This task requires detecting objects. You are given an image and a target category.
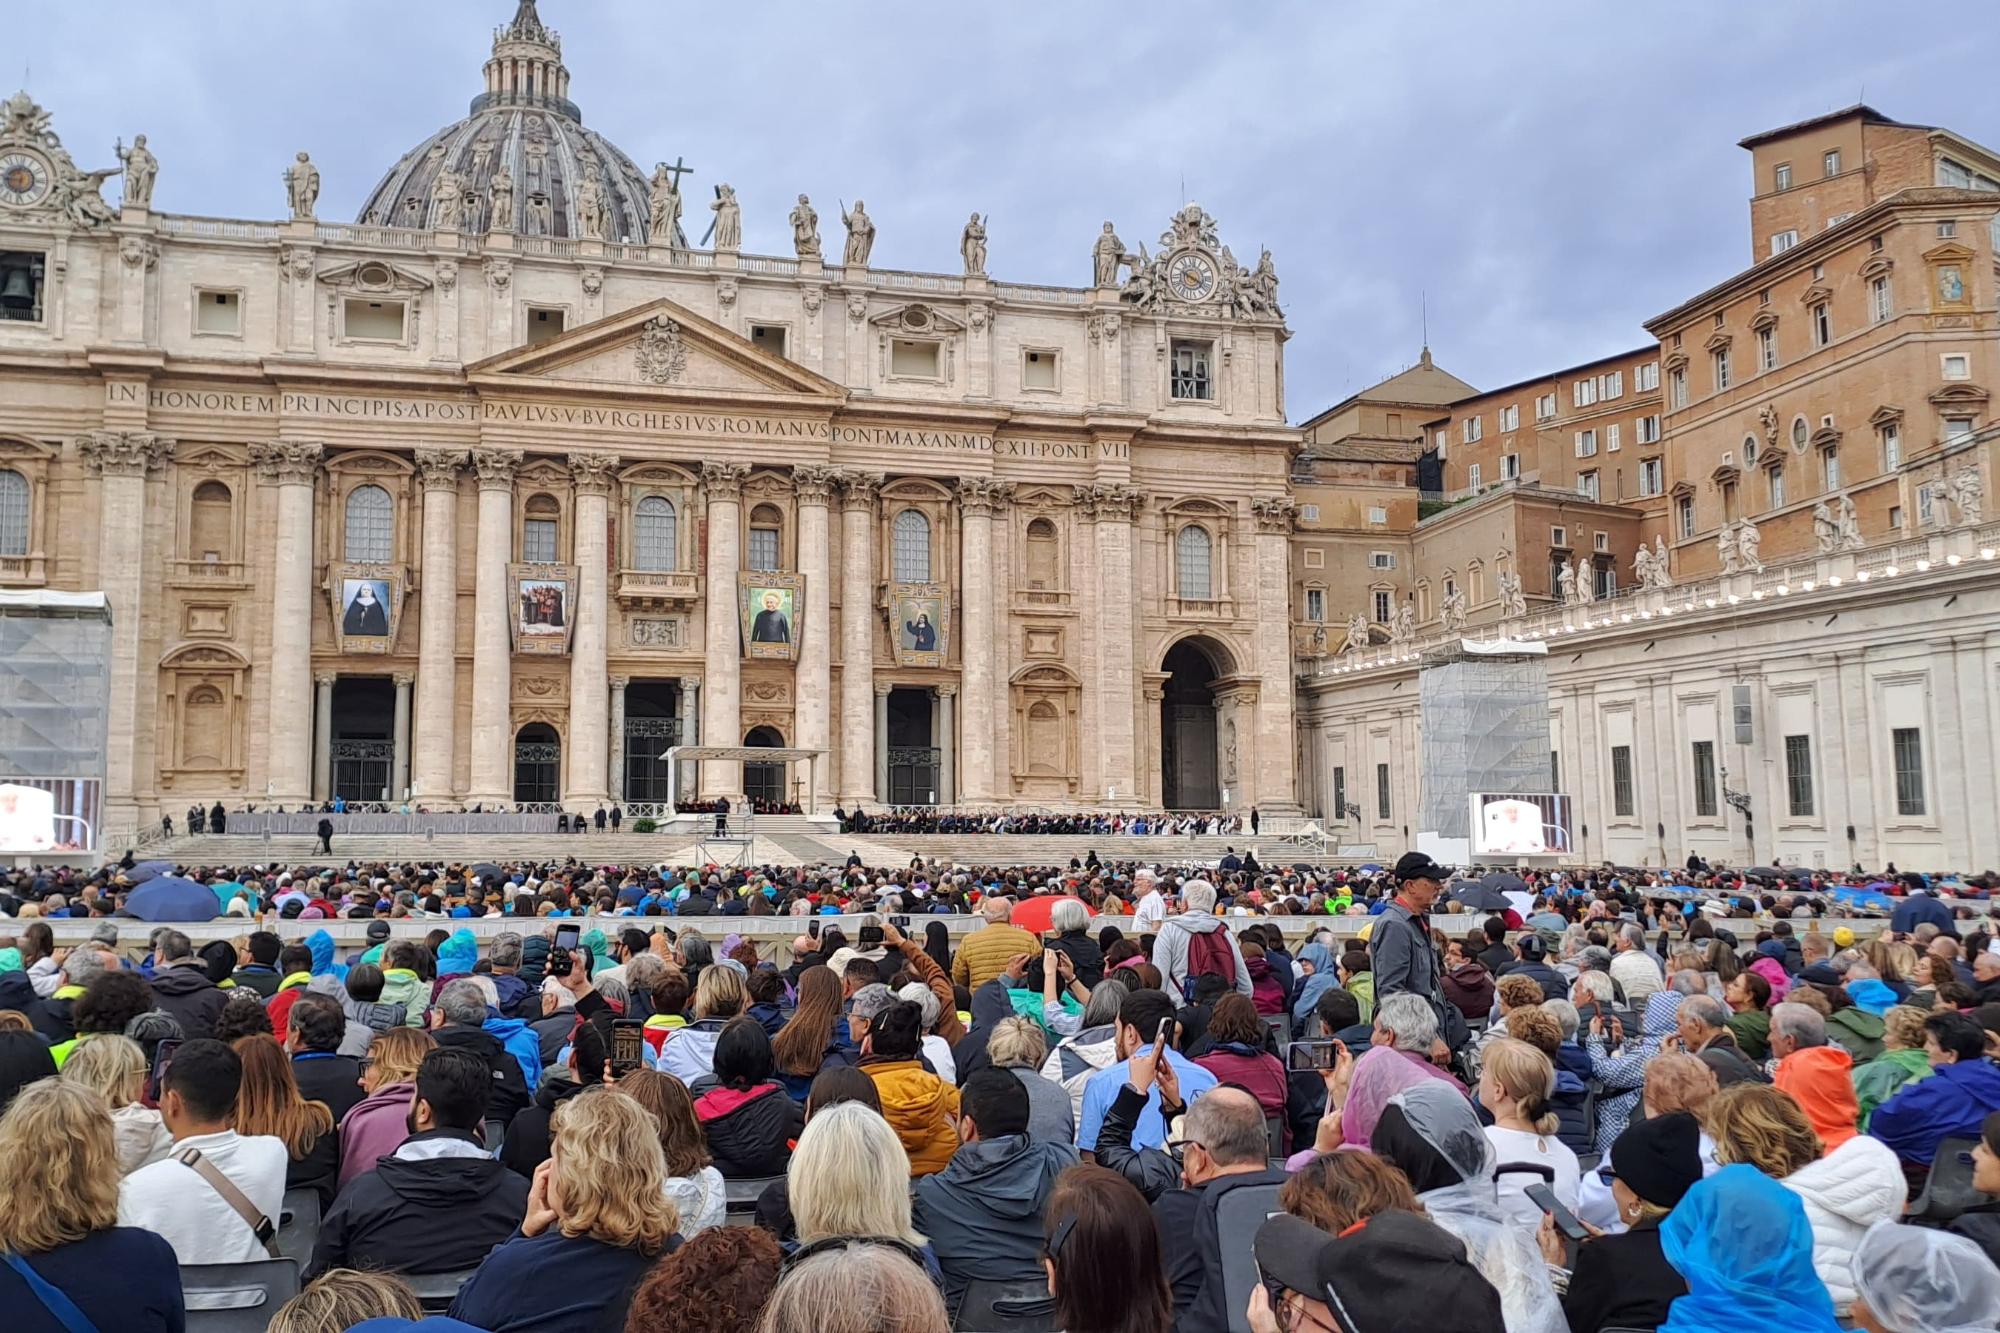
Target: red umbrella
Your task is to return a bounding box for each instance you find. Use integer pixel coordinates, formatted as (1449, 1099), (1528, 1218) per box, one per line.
(1010, 893), (1096, 935)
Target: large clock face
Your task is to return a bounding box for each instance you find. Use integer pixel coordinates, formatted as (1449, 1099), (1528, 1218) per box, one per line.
(0, 151), (51, 208)
(1167, 250), (1216, 302)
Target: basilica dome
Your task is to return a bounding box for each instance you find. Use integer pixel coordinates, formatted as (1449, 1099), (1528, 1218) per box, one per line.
(355, 1), (672, 245)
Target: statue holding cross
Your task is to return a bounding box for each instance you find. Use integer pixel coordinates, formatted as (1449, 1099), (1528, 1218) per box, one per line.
(649, 156), (691, 246)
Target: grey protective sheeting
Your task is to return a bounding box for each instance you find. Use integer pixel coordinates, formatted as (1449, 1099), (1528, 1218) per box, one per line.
(1417, 653), (1552, 839)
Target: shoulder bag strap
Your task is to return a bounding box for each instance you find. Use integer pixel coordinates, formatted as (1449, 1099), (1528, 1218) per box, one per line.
(176, 1147), (280, 1258)
(1, 1251), (102, 1333)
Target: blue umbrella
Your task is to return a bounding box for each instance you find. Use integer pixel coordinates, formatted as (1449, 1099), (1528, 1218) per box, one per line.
(1828, 885), (1895, 912)
(122, 876), (221, 922)
(1357, 863), (1383, 874)
(127, 860), (174, 884)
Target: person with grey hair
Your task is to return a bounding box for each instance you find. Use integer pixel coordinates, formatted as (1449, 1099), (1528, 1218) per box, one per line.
(951, 894), (1041, 992)
(1676, 992), (1766, 1086)
(1374, 992), (1441, 1054)
(846, 982), (897, 1049)
(1041, 980), (1127, 1122)
(431, 976), (532, 1124)
(1145, 1084), (1287, 1330)
(30, 945), (115, 1044)
(1042, 896), (1104, 990)
(1150, 878), (1251, 999)
(144, 927), (228, 1040)
(486, 931), (533, 1017)
(1610, 922), (1663, 1006)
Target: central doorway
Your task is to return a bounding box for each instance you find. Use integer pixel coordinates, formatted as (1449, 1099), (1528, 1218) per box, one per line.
(622, 680), (682, 803)
(1161, 641), (1222, 809)
(886, 686), (938, 805)
(514, 723), (560, 805)
(743, 725), (785, 806)
(330, 677), (395, 803)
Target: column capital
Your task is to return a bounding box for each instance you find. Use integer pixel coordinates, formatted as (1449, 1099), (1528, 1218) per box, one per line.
(936, 682), (959, 698)
(1252, 495), (1298, 534)
(414, 447), (470, 490)
(681, 676), (701, 698)
(1075, 483), (1143, 522)
(392, 670), (415, 687)
(609, 674), (629, 690)
(701, 460), (751, 501)
(471, 446), (523, 490)
(314, 670), (339, 687)
(836, 470), (886, 510)
(874, 681), (895, 696)
(249, 439), (323, 485)
(569, 452), (621, 496)
(79, 430), (176, 477)
(956, 476), (1015, 516)
(793, 464), (840, 506)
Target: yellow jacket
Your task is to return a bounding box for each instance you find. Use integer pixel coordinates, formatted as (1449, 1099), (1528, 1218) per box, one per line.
(950, 922), (1043, 993)
(864, 1059), (961, 1176)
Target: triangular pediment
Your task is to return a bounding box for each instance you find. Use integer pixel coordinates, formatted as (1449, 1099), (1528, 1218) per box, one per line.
(466, 298), (846, 403)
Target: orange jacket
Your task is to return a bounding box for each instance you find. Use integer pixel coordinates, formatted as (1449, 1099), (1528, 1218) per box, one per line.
(1776, 1043), (1858, 1150)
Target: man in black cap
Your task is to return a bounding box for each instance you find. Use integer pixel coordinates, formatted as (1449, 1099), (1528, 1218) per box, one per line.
(1368, 852), (1465, 1053)
(1250, 1210), (1503, 1333)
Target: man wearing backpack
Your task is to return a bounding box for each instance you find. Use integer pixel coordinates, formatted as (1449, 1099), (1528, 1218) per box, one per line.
(1152, 879), (1252, 999)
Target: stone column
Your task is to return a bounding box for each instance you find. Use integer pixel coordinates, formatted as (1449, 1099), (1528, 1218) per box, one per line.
(680, 678), (700, 803)
(937, 684), (956, 805)
(608, 676), (628, 804)
(874, 682), (893, 803)
(837, 472), (885, 803)
(794, 466), (838, 815)
(412, 449), (466, 804)
(564, 453), (620, 808)
(1084, 485), (1143, 802)
(700, 462), (750, 799)
(955, 478), (1010, 803)
(391, 672), (413, 800)
(79, 431), (173, 828)
(465, 447), (521, 806)
(248, 440), (321, 806)
(1251, 497), (1302, 810)
(312, 673), (335, 801)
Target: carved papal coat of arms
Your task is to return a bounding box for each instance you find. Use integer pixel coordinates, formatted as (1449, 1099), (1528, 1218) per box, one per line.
(634, 314), (688, 384)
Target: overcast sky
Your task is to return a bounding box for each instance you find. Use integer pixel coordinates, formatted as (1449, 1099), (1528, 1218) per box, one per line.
(13, 2), (1987, 417)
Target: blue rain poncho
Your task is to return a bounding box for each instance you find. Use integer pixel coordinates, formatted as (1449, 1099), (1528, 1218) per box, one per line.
(1659, 1164), (1841, 1333)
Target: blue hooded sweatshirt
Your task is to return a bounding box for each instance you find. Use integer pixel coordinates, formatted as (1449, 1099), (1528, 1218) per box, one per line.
(1291, 942), (1339, 1029)
(483, 1008), (544, 1095)
(306, 928), (348, 982)
(436, 929), (478, 979)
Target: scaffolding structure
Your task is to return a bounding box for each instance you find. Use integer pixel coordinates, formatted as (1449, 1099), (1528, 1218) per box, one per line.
(0, 591), (111, 853)
(1417, 644), (1552, 858)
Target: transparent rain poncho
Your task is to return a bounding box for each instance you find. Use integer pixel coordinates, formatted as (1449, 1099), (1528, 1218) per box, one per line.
(1851, 1220), (2000, 1333)
(1375, 1081), (1565, 1333)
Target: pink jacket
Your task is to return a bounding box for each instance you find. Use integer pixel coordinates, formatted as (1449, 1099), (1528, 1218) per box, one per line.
(1748, 956), (1792, 1003)
(336, 1080), (418, 1193)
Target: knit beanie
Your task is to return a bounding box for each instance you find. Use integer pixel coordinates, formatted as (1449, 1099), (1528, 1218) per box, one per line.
(1610, 1110), (1704, 1209)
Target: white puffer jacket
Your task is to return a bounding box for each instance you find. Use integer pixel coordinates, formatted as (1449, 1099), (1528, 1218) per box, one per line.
(1783, 1134), (1907, 1315)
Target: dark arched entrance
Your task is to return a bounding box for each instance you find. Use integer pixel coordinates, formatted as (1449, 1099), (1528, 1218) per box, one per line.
(743, 725), (785, 807)
(513, 723), (560, 805)
(1161, 640), (1222, 810)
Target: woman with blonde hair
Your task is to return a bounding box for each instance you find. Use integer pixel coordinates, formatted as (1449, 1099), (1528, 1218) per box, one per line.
(233, 1034), (339, 1207)
(61, 1033), (172, 1173)
(659, 962), (748, 1084)
(785, 1101), (939, 1281)
(268, 1268), (422, 1332)
(756, 1242), (950, 1333)
(453, 1087), (682, 1331)
(336, 1025), (435, 1192)
(620, 1069), (726, 1234)
(1853, 1005), (1934, 1131)
(0, 1079), (184, 1331)
(1478, 1036), (1580, 1227)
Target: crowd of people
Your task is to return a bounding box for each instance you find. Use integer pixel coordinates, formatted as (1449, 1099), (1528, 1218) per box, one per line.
(0, 849), (1997, 1331)
(835, 807), (1262, 836)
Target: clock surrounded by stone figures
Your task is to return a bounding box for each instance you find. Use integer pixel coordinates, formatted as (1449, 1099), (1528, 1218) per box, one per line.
(1166, 249), (1217, 302)
(0, 150), (51, 208)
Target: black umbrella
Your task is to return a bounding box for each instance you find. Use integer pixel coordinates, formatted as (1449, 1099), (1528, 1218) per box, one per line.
(1744, 866), (1785, 880)
(1451, 882), (1513, 912)
(470, 862), (503, 883)
(1481, 870), (1529, 893)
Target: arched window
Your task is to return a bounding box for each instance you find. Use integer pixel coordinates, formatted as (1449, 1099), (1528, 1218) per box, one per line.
(1175, 524), (1213, 599)
(633, 495), (677, 571)
(1025, 517), (1059, 589)
(0, 469), (31, 557)
(748, 503), (783, 572)
(188, 481), (233, 563)
(343, 484), (393, 563)
(523, 493), (560, 564)
(892, 508), (931, 582)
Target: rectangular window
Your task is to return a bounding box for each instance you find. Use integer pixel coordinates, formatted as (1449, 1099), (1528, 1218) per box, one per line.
(1774, 163), (1793, 191)
(1938, 221), (1957, 239)
(1498, 404), (1519, 432)
(747, 526), (781, 572)
(1373, 590), (1391, 623)
(1771, 230), (1799, 255)
(1593, 531), (1610, 552)
(526, 306), (566, 345)
(1366, 505), (1387, 525)
(1692, 740), (1717, 817)
(1712, 349), (1731, 391)
(1170, 340), (1213, 400)
(1677, 494), (1694, 537)
(343, 297), (407, 341)
(1637, 414), (1661, 444)
(1758, 325), (1777, 371)
(892, 338), (943, 379)
(1467, 463), (1482, 491)
(194, 289), (241, 335)
(1501, 453), (1520, 480)
(1920, 484), (1937, 527)
(1595, 563), (1616, 599)
(1870, 277), (1892, 322)
(1535, 392), (1557, 421)
(1603, 370), (1624, 400)
(1300, 504), (1321, 521)
(1022, 348), (1058, 390)
(1769, 468), (1787, 507)
(1305, 588), (1325, 621)
(1575, 429), (1597, 458)
(1376, 762), (1391, 821)
(1573, 378), (1598, 408)
(1670, 367), (1688, 410)
(749, 323), (788, 357)
(1636, 362), (1660, 392)
(1463, 416), (1483, 444)
(1606, 423), (1621, 452)
(1881, 421), (1902, 470)
(523, 517), (558, 565)
(1890, 504), (1903, 529)
(1611, 745), (1635, 817)
(1811, 302), (1831, 347)
(1369, 551), (1396, 570)
(1945, 416), (1975, 442)
(1640, 457), (1664, 495)
(1823, 149), (1841, 177)
(1550, 525), (1568, 548)
(1822, 447), (1839, 490)
(1551, 750), (1560, 791)
(1785, 734), (1815, 817)
(1943, 353), (1971, 381)
(1332, 767), (1346, 818)
(1893, 727), (1927, 816)
(1577, 470), (1599, 502)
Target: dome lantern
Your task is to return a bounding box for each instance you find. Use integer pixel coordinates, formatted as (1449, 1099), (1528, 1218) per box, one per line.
(475, 1), (577, 122)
